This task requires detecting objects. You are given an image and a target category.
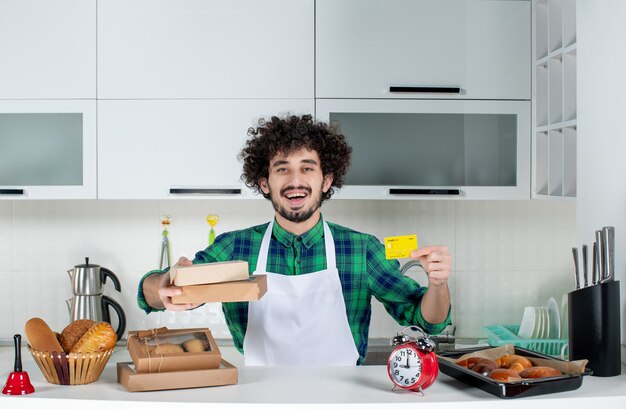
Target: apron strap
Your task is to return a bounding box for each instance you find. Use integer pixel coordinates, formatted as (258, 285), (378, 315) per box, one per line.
(323, 221), (336, 270)
(255, 220), (274, 273)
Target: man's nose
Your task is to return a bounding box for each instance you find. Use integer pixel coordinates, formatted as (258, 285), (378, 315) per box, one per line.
(288, 170), (304, 185)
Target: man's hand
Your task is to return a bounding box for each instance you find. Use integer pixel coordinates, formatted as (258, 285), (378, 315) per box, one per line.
(409, 246), (451, 324)
(145, 256), (202, 311)
(409, 246), (451, 288)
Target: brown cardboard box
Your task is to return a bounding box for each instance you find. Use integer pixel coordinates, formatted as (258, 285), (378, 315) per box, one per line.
(170, 260), (249, 286)
(127, 327), (221, 373)
(117, 359), (238, 392)
(171, 274), (267, 304)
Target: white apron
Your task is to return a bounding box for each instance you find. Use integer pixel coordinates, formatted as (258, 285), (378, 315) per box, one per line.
(243, 220), (360, 366)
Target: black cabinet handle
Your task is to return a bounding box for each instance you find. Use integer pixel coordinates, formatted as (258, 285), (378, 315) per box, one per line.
(0, 189), (24, 195)
(389, 86), (461, 94)
(169, 188), (242, 195)
(389, 188), (460, 195)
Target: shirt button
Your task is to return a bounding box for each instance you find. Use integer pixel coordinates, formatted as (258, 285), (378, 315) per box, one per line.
(296, 259), (301, 263)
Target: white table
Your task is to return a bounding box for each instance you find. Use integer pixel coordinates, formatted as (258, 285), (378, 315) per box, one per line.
(1, 347), (625, 409)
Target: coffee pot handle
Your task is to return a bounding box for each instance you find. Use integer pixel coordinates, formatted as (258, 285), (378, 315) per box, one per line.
(102, 295), (126, 341)
(100, 268), (122, 292)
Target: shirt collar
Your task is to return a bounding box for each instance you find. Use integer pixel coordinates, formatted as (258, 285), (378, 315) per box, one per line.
(272, 215), (325, 249)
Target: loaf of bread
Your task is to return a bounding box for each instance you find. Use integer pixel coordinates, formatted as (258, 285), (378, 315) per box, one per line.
(24, 317), (64, 353)
(70, 322), (117, 353)
(182, 338), (208, 353)
(519, 366), (562, 378)
(59, 319), (96, 353)
(150, 343), (184, 355)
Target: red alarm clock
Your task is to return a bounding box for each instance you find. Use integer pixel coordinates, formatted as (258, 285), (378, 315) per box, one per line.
(387, 326), (439, 395)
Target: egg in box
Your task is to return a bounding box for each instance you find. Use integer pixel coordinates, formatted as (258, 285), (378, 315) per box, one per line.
(126, 327), (221, 373)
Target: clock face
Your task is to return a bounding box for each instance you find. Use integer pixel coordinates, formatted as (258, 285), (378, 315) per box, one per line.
(388, 346), (423, 388)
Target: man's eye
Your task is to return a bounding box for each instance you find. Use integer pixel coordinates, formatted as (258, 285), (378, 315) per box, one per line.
(276, 168), (288, 173)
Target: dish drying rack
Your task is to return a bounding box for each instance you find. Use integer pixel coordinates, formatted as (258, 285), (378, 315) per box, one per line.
(483, 325), (568, 358)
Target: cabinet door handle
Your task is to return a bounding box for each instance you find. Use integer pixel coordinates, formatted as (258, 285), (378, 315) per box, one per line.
(169, 188), (242, 195)
(0, 189), (24, 195)
(389, 188), (460, 195)
(389, 86), (461, 94)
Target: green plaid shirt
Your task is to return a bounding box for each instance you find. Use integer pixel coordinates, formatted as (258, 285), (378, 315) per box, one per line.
(137, 215), (451, 364)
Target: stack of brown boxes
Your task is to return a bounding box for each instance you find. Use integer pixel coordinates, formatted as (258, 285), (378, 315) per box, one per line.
(117, 260), (267, 392)
(169, 260), (267, 304)
(117, 327), (238, 392)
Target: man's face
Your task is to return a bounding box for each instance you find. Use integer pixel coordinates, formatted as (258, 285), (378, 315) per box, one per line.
(259, 148), (333, 224)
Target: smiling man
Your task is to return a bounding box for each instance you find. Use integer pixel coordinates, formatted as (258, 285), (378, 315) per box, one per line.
(138, 114), (452, 366)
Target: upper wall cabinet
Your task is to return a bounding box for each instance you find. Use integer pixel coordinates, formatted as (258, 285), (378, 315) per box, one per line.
(0, 0), (96, 99)
(0, 100), (97, 199)
(97, 99), (314, 199)
(97, 0), (314, 99)
(316, 0), (530, 100)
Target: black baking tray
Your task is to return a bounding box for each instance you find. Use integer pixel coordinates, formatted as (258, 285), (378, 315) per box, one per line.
(437, 346), (592, 399)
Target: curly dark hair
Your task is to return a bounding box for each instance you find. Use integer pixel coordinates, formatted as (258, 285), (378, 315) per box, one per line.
(239, 114), (352, 201)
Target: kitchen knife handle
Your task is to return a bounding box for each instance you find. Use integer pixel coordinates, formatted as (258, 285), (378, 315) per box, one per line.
(389, 188), (460, 195)
(595, 230), (605, 281)
(582, 244), (588, 287)
(592, 242), (598, 285)
(601, 226), (615, 282)
(0, 189), (24, 195)
(572, 247), (580, 290)
(389, 86), (461, 94)
(169, 188), (242, 195)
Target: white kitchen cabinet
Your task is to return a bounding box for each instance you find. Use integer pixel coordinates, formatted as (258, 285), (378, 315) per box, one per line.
(317, 99), (531, 200)
(532, 0), (576, 200)
(0, 100), (97, 199)
(97, 0), (314, 99)
(97, 99), (314, 199)
(316, 0), (531, 100)
(0, 0), (96, 99)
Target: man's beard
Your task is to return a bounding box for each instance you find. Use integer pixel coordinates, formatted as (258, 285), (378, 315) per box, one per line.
(269, 183), (324, 223)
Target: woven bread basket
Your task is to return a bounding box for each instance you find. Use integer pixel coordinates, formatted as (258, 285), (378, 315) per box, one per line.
(28, 345), (114, 385)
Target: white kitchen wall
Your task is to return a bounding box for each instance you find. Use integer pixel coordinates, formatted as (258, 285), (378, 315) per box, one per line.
(577, 0), (626, 353)
(0, 199), (575, 343)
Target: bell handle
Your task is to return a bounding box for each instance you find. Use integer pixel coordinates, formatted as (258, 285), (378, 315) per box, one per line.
(13, 334), (22, 372)
(403, 325), (429, 339)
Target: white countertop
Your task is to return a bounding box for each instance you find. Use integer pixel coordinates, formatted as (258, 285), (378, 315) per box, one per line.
(1, 346), (625, 409)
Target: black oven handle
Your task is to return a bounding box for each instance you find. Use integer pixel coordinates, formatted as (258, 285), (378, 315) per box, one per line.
(0, 189), (25, 195)
(169, 188), (242, 195)
(389, 86), (461, 94)
(389, 188), (461, 196)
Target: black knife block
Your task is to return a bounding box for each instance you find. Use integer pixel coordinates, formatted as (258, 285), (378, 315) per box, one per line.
(568, 280), (622, 376)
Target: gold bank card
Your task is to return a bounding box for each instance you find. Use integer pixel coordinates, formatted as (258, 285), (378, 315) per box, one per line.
(384, 235), (418, 259)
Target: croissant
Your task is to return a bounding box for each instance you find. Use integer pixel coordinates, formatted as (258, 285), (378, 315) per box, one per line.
(456, 356), (481, 369)
(70, 322), (117, 353)
(489, 368), (523, 382)
(519, 366), (562, 378)
(495, 354), (533, 373)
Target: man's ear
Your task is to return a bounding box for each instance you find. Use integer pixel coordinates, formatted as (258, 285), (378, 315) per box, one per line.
(322, 173), (334, 193)
(259, 177), (270, 194)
